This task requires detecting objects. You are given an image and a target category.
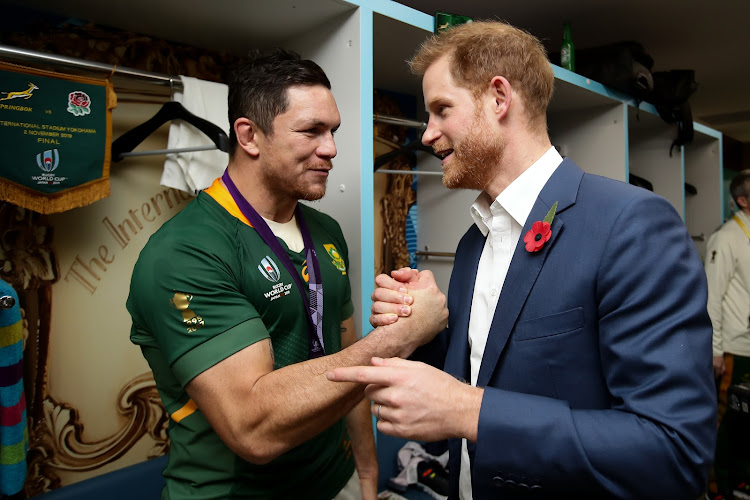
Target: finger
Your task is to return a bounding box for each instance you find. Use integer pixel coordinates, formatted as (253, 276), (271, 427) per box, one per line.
(373, 402), (389, 421)
(371, 300), (411, 318)
(390, 267), (418, 282)
(363, 384), (387, 402)
(371, 286), (413, 306)
(369, 312), (398, 328)
(374, 273), (411, 291)
(326, 365), (394, 385)
(371, 356), (420, 369)
(376, 419), (405, 439)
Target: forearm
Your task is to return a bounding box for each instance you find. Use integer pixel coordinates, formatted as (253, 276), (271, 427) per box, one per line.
(346, 398), (378, 488)
(240, 322), (422, 462)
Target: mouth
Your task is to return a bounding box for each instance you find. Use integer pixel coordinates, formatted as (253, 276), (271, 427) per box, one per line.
(434, 148), (454, 164)
(307, 163), (332, 176)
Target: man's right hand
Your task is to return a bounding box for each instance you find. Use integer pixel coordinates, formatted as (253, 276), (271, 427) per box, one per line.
(370, 267), (421, 327)
(713, 354), (725, 379)
(370, 268), (448, 357)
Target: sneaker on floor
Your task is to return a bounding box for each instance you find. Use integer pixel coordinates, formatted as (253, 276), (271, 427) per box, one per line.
(416, 460), (449, 500)
(706, 491), (734, 500)
(734, 481), (750, 500)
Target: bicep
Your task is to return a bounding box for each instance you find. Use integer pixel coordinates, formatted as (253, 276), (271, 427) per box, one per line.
(185, 338), (274, 430)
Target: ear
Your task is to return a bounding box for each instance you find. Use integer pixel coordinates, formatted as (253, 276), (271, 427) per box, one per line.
(738, 195), (749, 210)
(233, 117), (261, 157)
(489, 76), (512, 120)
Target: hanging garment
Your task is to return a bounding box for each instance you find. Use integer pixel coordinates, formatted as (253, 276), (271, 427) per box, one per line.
(161, 76), (229, 194)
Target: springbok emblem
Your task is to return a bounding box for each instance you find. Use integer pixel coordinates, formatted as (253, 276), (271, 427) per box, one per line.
(0, 82), (39, 101)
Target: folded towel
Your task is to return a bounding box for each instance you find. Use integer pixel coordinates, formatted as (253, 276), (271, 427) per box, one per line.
(161, 76), (229, 194)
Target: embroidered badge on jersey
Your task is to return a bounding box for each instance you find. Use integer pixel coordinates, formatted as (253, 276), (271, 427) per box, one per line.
(170, 292), (205, 333)
(258, 255), (293, 302)
(258, 255), (281, 282)
(324, 244), (346, 274)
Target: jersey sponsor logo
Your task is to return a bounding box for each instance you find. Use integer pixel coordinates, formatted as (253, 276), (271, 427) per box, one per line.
(170, 292), (204, 333)
(258, 256), (281, 282)
(324, 244), (346, 274)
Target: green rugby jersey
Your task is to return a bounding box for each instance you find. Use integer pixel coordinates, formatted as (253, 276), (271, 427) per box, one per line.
(127, 179), (355, 499)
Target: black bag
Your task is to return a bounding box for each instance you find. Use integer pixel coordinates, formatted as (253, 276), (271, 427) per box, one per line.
(572, 42), (698, 156)
(646, 70), (699, 156)
(574, 41), (655, 105)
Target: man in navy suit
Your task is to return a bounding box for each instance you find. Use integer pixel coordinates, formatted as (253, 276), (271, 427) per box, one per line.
(327, 20), (716, 499)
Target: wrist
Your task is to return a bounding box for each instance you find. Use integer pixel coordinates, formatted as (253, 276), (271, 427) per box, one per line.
(369, 322), (419, 359)
(453, 383), (483, 442)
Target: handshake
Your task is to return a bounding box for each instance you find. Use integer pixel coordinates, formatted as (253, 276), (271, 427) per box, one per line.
(326, 268), (483, 443)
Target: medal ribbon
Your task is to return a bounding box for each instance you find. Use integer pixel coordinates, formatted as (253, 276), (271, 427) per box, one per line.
(222, 170), (325, 358)
(733, 214), (750, 242)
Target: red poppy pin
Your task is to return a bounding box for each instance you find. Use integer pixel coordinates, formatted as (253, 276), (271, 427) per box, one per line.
(523, 201), (558, 253)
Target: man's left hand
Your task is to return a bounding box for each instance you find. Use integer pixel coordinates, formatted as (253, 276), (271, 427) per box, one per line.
(327, 357), (483, 442)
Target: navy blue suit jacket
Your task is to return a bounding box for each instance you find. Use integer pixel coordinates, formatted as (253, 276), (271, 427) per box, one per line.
(415, 159), (716, 499)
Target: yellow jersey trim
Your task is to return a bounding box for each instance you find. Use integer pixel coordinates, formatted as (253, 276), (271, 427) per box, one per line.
(170, 398), (198, 423)
(205, 177), (253, 227)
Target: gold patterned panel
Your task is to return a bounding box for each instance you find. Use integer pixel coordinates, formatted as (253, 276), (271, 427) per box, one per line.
(24, 373), (168, 496)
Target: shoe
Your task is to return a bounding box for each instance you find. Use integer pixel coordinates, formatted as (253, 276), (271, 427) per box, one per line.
(734, 481), (750, 500)
(416, 460), (449, 500)
(706, 491), (734, 500)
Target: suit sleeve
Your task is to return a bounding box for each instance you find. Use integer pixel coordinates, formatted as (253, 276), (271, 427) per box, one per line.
(473, 195), (716, 499)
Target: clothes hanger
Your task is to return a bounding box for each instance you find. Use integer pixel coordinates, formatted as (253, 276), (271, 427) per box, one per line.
(373, 135), (442, 171)
(111, 100), (230, 162)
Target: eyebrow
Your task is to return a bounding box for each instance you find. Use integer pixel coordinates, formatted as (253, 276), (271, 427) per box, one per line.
(298, 119), (340, 131)
(425, 97), (451, 113)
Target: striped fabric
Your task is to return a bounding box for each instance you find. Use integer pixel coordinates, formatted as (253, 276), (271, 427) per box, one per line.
(0, 279), (27, 496)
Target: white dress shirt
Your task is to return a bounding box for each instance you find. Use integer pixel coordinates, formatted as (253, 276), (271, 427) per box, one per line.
(459, 146), (563, 500)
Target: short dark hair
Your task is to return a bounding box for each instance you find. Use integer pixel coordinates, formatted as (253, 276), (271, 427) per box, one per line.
(227, 48), (331, 154)
(730, 169), (750, 207)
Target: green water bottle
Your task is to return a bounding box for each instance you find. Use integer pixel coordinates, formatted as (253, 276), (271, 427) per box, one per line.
(561, 22), (575, 71)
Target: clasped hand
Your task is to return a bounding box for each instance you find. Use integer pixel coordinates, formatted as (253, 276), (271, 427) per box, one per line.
(327, 268), (480, 442)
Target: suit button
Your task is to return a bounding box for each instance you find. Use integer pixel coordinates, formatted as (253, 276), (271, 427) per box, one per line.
(530, 484), (542, 491)
(504, 479), (518, 490)
(493, 476), (504, 487)
(518, 483), (529, 489)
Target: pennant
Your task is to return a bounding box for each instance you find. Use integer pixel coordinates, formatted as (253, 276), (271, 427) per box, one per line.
(0, 61), (117, 214)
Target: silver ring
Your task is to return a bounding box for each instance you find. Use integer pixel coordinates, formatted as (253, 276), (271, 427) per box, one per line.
(377, 404), (382, 421)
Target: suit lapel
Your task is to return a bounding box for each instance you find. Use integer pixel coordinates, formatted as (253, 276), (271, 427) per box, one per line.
(476, 159), (583, 387)
(444, 226), (485, 382)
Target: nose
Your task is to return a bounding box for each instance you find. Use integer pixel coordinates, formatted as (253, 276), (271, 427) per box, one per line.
(421, 117), (440, 146)
(318, 131), (337, 159)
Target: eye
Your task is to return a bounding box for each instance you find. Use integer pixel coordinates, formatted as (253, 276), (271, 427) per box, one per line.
(433, 105), (448, 118)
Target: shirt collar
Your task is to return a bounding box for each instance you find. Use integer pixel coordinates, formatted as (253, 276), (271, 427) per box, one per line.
(470, 146), (563, 236)
(735, 209), (750, 226)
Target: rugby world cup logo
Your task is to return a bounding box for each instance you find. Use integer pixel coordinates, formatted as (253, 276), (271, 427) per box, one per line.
(258, 256), (280, 282)
(36, 149), (59, 172)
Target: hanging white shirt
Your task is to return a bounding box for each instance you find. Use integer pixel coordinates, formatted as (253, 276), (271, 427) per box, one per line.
(459, 146), (563, 500)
